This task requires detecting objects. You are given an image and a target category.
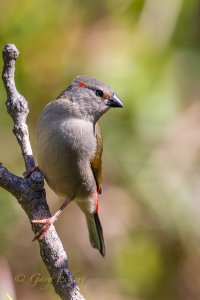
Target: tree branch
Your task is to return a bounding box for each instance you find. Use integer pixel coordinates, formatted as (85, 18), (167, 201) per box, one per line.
(1, 44), (85, 300)
(2, 44), (35, 171)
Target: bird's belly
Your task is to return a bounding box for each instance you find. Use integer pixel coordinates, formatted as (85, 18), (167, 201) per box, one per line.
(36, 118), (96, 199)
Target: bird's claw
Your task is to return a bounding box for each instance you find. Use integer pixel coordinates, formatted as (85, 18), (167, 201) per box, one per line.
(32, 216), (57, 241)
(31, 200), (69, 241)
(23, 166), (41, 178)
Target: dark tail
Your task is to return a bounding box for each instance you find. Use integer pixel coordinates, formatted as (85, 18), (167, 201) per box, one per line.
(86, 212), (106, 257)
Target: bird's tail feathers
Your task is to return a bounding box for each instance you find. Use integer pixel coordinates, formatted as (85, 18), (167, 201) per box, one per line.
(86, 212), (106, 257)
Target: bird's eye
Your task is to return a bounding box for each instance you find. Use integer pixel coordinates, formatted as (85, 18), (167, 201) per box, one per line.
(95, 89), (104, 97)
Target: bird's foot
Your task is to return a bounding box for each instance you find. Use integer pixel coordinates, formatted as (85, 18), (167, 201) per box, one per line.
(31, 199), (70, 241)
(23, 166), (41, 178)
(32, 214), (58, 241)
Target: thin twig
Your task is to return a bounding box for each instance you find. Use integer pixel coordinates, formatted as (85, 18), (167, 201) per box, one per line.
(2, 44), (35, 171)
(1, 44), (85, 300)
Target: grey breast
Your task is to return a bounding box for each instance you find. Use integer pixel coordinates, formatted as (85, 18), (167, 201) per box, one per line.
(36, 104), (97, 199)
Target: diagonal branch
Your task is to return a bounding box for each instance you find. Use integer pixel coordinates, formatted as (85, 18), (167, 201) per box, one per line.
(1, 44), (85, 300)
(0, 165), (26, 198)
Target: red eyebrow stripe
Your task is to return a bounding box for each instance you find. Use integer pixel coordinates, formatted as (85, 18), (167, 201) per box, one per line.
(78, 81), (87, 88)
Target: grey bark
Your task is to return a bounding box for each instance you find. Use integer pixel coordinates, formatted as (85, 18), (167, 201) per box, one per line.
(0, 44), (85, 300)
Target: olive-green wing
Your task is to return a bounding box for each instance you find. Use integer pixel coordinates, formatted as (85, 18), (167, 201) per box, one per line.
(91, 123), (103, 194)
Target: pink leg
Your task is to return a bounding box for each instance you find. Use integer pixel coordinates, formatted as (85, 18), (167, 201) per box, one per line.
(23, 166), (42, 178)
(32, 198), (71, 241)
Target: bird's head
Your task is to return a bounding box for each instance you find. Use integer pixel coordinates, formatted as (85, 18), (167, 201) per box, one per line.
(58, 75), (123, 122)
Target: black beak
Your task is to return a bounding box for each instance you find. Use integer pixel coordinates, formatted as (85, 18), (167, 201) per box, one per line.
(106, 94), (123, 108)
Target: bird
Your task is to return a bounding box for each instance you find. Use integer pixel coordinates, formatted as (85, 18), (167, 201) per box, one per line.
(32, 75), (123, 257)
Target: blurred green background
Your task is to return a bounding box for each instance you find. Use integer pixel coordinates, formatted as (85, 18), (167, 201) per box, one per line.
(1, 0), (200, 299)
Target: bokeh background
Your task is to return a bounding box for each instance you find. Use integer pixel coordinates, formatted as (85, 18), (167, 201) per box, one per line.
(0, 0), (200, 299)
